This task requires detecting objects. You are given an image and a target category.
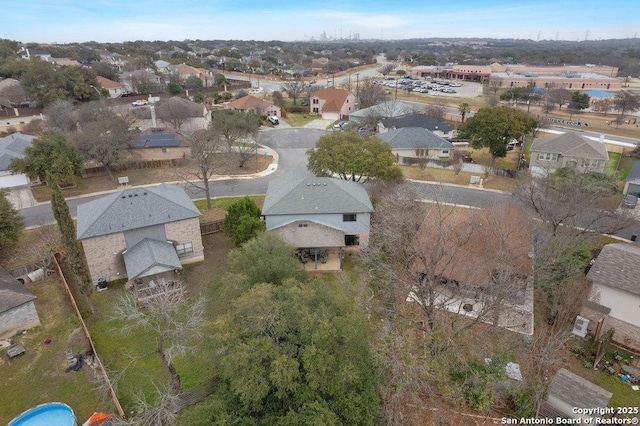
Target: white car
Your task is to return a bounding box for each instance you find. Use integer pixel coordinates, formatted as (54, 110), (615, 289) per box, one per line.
(249, 87), (264, 94)
(131, 100), (148, 106)
(267, 116), (279, 125)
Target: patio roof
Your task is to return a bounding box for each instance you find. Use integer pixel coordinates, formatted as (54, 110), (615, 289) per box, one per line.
(122, 238), (181, 280)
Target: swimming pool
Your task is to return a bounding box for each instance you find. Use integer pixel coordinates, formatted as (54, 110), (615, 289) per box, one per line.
(9, 402), (77, 426)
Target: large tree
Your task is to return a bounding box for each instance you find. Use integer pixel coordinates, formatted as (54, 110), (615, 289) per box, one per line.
(283, 79), (305, 105)
(613, 90), (640, 120)
(307, 132), (402, 182)
(222, 197), (264, 247)
(208, 110), (260, 167)
(9, 131), (83, 184)
(457, 105), (537, 161)
(183, 128), (227, 209)
(357, 79), (389, 109)
(43, 99), (78, 133)
(156, 97), (203, 130)
(0, 190), (25, 250)
(189, 278), (379, 425)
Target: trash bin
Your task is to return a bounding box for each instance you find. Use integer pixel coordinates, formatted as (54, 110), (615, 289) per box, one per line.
(96, 278), (107, 291)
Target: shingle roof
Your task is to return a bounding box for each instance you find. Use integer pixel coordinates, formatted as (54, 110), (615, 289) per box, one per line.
(0, 267), (36, 314)
(262, 176), (373, 216)
(626, 161), (640, 182)
(311, 88), (352, 112)
(530, 133), (609, 160)
(77, 184), (200, 240)
(349, 101), (419, 120)
(0, 133), (35, 171)
(381, 113), (452, 133)
(547, 368), (612, 415)
(131, 131), (184, 148)
(378, 127), (455, 150)
(96, 76), (122, 89)
(229, 95), (275, 111)
(587, 243), (640, 296)
(122, 238), (182, 279)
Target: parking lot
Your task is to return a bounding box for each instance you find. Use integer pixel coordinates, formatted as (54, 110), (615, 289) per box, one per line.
(373, 77), (482, 98)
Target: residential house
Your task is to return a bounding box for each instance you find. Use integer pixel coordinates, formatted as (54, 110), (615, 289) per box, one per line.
(539, 368), (612, 423)
(377, 127), (456, 165)
(120, 70), (165, 94)
(16, 47), (51, 61)
(379, 113), (455, 139)
(623, 161), (640, 196)
(407, 204), (534, 335)
(77, 184), (204, 286)
(0, 132), (36, 189)
(529, 133), (609, 176)
(166, 64), (212, 87)
(228, 95), (281, 117)
(349, 100), (420, 124)
(0, 78), (29, 108)
(0, 266), (40, 337)
(128, 129), (191, 161)
(309, 88), (356, 120)
(262, 176), (373, 270)
(584, 242), (640, 350)
(96, 76), (125, 99)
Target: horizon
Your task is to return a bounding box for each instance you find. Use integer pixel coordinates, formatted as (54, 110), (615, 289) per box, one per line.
(3, 0), (638, 44)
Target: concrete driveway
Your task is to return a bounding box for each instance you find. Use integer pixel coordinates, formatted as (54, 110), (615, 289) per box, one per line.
(302, 118), (334, 130)
(5, 186), (39, 210)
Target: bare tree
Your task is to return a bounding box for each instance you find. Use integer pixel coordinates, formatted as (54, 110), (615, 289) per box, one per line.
(378, 63), (396, 77)
(156, 97), (203, 130)
(422, 102), (446, 121)
(357, 79), (390, 109)
(548, 88), (572, 110)
(283, 79), (305, 105)
(613, 90), (640, 121)
(209, 110), (260, 165)
(591, 97), (613, 116)
(111, 279), (206, 396)
(183, 128), (227, 209)
(44, 99), (78, 133)
(486, 78), (503, 95)
(73, 106), (134, 178)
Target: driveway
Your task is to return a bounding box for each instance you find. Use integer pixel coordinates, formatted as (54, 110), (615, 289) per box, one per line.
(302, 118), (333, 130)
(5, 187), (39, 210)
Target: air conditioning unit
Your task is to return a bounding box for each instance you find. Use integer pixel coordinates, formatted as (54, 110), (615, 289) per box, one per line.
(572, 315), (589, 338)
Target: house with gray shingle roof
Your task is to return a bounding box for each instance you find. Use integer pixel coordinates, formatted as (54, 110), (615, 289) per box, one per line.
(379, 113), (454, 139)
(529, 132), (609, 176)
(586, 242), (640, 328)
(262, 176), (373, 269)
(77, 184), (203, 285)
(623, 161), (640, 196)
(0, 266), (40, 337)
(378, 127), (456, 165)
(0, 132), (36, 189)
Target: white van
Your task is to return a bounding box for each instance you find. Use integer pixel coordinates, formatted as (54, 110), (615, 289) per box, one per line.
(267, 116), (279, 125)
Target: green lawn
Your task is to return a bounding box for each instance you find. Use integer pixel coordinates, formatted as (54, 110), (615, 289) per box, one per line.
(0, 276), (117, 424)
(604, 152), (621, 173)
(193, 195), (264, 212)
(283, 113), (318, 127)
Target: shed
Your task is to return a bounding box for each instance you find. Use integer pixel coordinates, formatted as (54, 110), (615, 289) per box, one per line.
(0, 267), (40, 337)
(541, 368), (612, 421)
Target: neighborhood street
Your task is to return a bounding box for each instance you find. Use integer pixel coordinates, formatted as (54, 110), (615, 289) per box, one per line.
(17, 127), (640, 241)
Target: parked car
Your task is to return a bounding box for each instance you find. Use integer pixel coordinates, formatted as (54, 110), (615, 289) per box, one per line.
(333, 120), (347, 130)
(131, 100), (148, 106)
(267, 116), (279, 125)
(622, 194), (638, 208)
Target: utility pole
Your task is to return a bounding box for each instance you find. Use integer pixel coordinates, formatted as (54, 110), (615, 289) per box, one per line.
(355, 73), (360, 103)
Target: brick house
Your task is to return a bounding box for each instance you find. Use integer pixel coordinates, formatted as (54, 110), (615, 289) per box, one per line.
(309, 88), (356, 120)
(262, 176), (373, 269)
(77, 184), (204, 285)
(529, 132), (609, 176)
(0, 266), (40, 337)
(228, 95), (281, 118)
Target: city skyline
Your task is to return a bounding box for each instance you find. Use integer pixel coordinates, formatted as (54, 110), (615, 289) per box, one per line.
(2, 0), (638, 44)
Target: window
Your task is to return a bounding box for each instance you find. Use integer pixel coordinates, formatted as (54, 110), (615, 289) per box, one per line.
(537, 152), (558, 162)
(345, 235), (360, 246)
(162, 147), (170, 153)
(313, 107), (319, 113)
(298, 223), (308, 228)
(441, 150), (449, 154)
(312, 98), (319, 104)
(175, 242), (193, 256)
(343, 214), (357, 222)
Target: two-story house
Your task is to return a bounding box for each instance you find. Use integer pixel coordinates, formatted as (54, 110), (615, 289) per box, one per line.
(77, 184), (204, 286)
(529, 133), (609, 176)
(262, 176), (373, 269)
(309, 88), (356, 120)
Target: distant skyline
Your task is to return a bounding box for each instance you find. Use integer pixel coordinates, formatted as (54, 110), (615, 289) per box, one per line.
(2, 0), (638, 44)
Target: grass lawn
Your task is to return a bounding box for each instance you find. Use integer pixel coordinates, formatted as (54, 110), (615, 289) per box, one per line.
(604, 152), (622, 173)
(194, 196), (265, 222)
(0, 276), (117, 424)
(283, 113), (318, 127)
(401, 165), (516, 192)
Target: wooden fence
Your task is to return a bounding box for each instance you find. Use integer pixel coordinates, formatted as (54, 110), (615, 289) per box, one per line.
(200, 220), (223, 235)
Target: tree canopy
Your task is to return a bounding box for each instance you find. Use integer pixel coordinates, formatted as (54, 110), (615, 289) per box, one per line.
(222, 197), (264, 246)
(307, 132), (403, 182)
(184, 278), (379, 425)
(0, 190), (24, 250)
(9, 131), (83, 183)
(457, 105), (538, 160)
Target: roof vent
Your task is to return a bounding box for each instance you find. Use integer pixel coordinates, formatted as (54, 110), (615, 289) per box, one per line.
(128, 194), (132, 198)
(323, 183), (327, 186)
(121, 195), (126, 199)
(307, 183), (310, 186)
(134, 193), (138, 197)
(143, 192), (147, 195)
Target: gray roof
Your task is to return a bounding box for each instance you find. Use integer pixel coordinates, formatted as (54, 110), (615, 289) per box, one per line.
(123, 238), (182, 279)
(547, 368), (612, 414)
(349, 101), (419, 120)
(587, 243), (640, 296)
(530, 133), (609, 160)
(381, 113), (452, 133)
(626, 161), (640, 182)
(77, 184), (200, 240)
(378, 127), (455, 150)
(0, 133), (35, 171)
(0, 267), (36, 314)
(131, 131), (183, 148)
(262, 176), (373, 216)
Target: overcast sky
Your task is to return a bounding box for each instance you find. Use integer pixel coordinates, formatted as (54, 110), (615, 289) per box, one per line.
(3, 0), (638, 43)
